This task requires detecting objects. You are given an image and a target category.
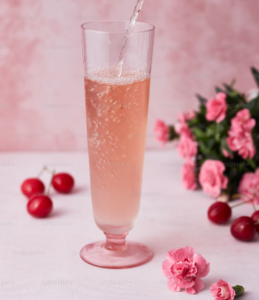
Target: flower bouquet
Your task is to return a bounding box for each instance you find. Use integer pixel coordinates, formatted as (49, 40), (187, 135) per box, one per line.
(155, 67), (259, 202)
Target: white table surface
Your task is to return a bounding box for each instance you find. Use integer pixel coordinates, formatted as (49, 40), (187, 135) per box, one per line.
(0, 150), (258, 300)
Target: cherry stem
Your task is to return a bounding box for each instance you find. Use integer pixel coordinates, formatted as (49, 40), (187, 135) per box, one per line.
(231, 198), (255, 208)
(231, 193), (257, 211)
(255, 222), (259, 225)
(37, 166), (47, 178)
(46, 170), (55, 196)
(45, 167), (53, 174)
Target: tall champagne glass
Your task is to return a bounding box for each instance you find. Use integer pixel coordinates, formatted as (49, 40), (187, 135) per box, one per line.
(80, 21), (155, 268)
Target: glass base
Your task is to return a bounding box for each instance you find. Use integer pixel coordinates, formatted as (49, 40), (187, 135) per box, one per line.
(80, 240), (153, 269)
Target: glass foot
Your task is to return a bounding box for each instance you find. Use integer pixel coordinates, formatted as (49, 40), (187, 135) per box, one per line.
(80, 240), (153, 269)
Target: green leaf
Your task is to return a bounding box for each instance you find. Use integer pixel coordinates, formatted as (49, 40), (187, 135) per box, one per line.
(252, 150), (259, 165)
(237, 161), (247, 172)
(246, 158), (257, 170)
(230, 78), (236, 87)
(223, 83), (234, 93)
(187, 118), (199, 127)
(230, 90), (239, 98)
(221, 138), (232, 153)
(206, 126), (216, 138)
(168, 126), (178, 141)
(216, 122), (226, 133)
(215, 86), (224, 93)
(215, 132), (221, 142)
(207, 138), (216, 149)
(195, 94), (207, 106)
(227, 103), (242, 118)
(198, 142), (221, 159)
(199, 141), (211, 155)
(206, 126), (216, 139)
(200, 105), (206, 117)
(192, 128), (205, 140)
(246, 95), (259, 118)
(232, 285), (245, 297)
(251, 67), (259, 87)
(222, 81), (240, 97)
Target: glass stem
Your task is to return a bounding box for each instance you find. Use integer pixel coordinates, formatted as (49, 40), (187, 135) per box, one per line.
(104, 233), (128, 251)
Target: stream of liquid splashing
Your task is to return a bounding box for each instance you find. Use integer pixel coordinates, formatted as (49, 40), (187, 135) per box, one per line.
(117, 0), (146, 77)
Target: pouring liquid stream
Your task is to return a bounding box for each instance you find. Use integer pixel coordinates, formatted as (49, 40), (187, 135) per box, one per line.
(117, 0), (146, 77)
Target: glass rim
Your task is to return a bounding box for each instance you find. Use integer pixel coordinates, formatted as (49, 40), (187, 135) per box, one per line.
(81, 20), (155, 34)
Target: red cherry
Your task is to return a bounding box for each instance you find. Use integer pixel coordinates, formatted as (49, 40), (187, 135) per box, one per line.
(52, 173), (74, 193)
(27, 195), (53, 218)
(231, 216), (256, 241)
(208, 202), (232, 224)
(251, 210), (259, 233)
(21, 178), (45, 198)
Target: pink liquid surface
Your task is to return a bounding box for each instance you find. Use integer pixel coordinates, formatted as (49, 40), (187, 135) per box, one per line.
(84, 68), (150, 235)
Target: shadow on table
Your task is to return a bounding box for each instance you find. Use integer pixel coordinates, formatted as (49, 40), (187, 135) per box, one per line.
(48, 208), (67, 218)
(240, 291), (251, 299)
(143, 231), (185, 254)
(70, 185), (88, 195)
(49, 185), (88, 198)
(203, 276), (220, 290)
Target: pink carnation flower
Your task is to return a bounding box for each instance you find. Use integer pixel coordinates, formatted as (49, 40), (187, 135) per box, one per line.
(182, 159), (197, 190)
(227, 132), (255, 159)
(210, 279), (235, 300)
(199, 160), (228, 198)
(178, 135), (197, 158)
(185, 110), (197, 121)
(238, 169), (259, 204)
(178, 111), (197, 122)
(154, 119), (169, 146)
(230, 108), (255, 133)
(175, 116), (197, 158)
(178, 113), (186, 123)
(226, 109), (256, 159)
(162, 246), (210, 294)
(206, 93), (227, 123)
(175, 113), (194, 137)
(222, 149), (233, 159)
(175, 121), (192, 137)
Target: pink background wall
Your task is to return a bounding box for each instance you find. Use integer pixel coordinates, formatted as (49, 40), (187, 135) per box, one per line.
(1, 0), (259, 151)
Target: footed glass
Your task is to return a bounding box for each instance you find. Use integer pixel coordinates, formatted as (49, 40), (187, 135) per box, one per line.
(80, 21), (155, 268)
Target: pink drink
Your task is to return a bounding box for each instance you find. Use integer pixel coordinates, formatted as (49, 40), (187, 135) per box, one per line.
(81, 20), (154, 268)
(84, 68), (150, 235)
